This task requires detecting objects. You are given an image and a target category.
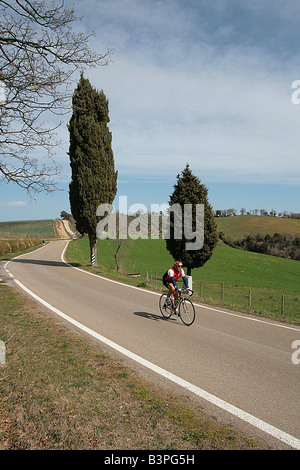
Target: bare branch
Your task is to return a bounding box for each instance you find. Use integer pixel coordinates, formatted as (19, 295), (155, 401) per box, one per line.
(0, 0), (112, 194)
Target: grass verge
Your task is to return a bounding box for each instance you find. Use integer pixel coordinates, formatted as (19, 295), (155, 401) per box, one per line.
(0, 281), (269, 450)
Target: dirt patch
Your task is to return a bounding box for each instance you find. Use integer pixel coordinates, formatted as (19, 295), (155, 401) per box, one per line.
(54, 219), (70, 240)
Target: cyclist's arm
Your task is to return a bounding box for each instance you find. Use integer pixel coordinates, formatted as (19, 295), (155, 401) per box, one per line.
(169, 276), (178, 290)
(182, 276), (188, 288)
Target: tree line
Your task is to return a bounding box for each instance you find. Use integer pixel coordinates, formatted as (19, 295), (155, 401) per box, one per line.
(219, 231), (300, 261)
(214, 209), (300, 219)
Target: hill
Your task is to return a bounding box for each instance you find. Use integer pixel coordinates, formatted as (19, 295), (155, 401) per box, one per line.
(68, 237), (300, 293)
(215, 215), (300, 239)
(0, 220), (56, 239)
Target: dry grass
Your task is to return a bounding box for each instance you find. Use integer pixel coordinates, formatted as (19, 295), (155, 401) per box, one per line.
(0, 281), (270, 450)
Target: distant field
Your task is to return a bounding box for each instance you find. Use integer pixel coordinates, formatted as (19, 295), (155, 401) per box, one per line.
(215, 215), (300, 239)
(0, 220), (55, 239)
(66, 237), (300, 322)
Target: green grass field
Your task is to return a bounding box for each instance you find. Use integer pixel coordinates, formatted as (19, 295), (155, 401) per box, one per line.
(215, 215), (300, 239)
(66, 237), (300, 323)
(0, 220), (55, 239)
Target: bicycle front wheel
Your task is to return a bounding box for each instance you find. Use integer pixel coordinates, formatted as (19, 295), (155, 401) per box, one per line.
(159, 294), (172, 319)
(179, 298), (195, 326)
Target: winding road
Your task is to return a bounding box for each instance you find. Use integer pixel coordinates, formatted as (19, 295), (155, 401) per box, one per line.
(2, 240), (300, 449)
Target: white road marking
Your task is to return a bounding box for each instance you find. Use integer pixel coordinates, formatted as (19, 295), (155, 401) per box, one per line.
(4, 242), (300, 449)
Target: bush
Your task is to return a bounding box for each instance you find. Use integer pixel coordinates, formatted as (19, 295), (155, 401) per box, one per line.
(0, 238), (42, 257)
(0, 241), (12, 256)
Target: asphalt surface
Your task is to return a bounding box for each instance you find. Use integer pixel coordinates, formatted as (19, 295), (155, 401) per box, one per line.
(2, 240), (300, 449)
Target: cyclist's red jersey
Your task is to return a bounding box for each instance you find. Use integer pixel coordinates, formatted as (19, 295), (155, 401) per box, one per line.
(164, 267), (184, 282)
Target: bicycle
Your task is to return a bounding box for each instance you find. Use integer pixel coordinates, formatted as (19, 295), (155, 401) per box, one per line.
(159, 288), (195, 326)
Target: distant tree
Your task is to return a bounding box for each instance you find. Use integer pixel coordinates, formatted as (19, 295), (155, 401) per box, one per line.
(165, 164), (218, 276)
(60, 211), (72, 220)
(227, 208), (237, 216)
(260, 209), (268, 216)
(68, 74), (117, 265)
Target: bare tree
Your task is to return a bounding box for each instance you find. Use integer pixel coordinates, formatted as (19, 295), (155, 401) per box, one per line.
(0, 0), (111, 194)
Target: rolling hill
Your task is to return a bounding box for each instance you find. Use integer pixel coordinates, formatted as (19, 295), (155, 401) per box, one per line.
(0, 220), (56, 239)
(215, 215), (300, 239)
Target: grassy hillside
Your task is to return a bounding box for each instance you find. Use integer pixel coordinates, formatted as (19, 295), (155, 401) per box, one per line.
(66, 238), (300, 322)
(215, 215), (300, 239)
(0, 220), (55, 239)
(67, 237), (300, 292)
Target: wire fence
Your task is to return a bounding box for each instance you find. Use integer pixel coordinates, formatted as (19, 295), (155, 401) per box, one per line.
(144, 271), (300, 322)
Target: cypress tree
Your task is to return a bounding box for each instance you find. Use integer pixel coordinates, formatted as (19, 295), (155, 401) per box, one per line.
(166, 164), (217, 275)
(68, 74), (117, 265)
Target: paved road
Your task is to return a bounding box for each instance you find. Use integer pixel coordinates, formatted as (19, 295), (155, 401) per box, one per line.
(2, 240), (300, 449)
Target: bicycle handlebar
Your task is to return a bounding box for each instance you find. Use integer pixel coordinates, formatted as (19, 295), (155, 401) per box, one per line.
(180, 288), (194, 296)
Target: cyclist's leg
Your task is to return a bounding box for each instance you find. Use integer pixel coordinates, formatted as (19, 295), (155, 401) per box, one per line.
(163, 280), (174, 299)
(168, 282), (179, 300)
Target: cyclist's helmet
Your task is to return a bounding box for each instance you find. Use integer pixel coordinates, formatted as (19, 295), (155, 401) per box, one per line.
(174, 260), (183, 267)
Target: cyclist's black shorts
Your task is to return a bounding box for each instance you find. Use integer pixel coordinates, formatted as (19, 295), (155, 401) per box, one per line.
(162, 272), (172, 289)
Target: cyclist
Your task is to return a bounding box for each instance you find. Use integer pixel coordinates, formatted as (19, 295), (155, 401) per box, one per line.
(162, 261), (189, 313)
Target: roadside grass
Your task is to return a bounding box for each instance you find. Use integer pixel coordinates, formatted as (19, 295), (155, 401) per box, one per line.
(65, 238), (300, 324)
(0, 282), (267, 450)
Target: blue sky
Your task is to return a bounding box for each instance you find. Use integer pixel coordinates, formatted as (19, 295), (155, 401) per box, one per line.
(1, 0), (300, 221)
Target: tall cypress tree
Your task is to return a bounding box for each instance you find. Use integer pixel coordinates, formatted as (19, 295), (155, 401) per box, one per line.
(68, 74), (117, 265)
(166, 164), (217, 275)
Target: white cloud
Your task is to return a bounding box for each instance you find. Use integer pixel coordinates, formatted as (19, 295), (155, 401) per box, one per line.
(0, 201), (28, 208)
(86, 49), (299, 184)
(63, 0), (300, 185)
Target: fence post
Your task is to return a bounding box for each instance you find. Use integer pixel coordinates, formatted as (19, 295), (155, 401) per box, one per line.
(200, 280), (203, 298)
(281, 294), (284, 315)
(221, 282), (224, 301)
(145, 271), (149, 282)
(249, 289), (252, 307)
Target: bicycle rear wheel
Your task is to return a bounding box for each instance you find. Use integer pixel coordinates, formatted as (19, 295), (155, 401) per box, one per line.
(159, 294), (172, 319)
(179, 298), (195, 326)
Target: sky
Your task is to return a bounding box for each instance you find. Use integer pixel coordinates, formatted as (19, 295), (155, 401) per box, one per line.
(1, 0), (300, 221)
